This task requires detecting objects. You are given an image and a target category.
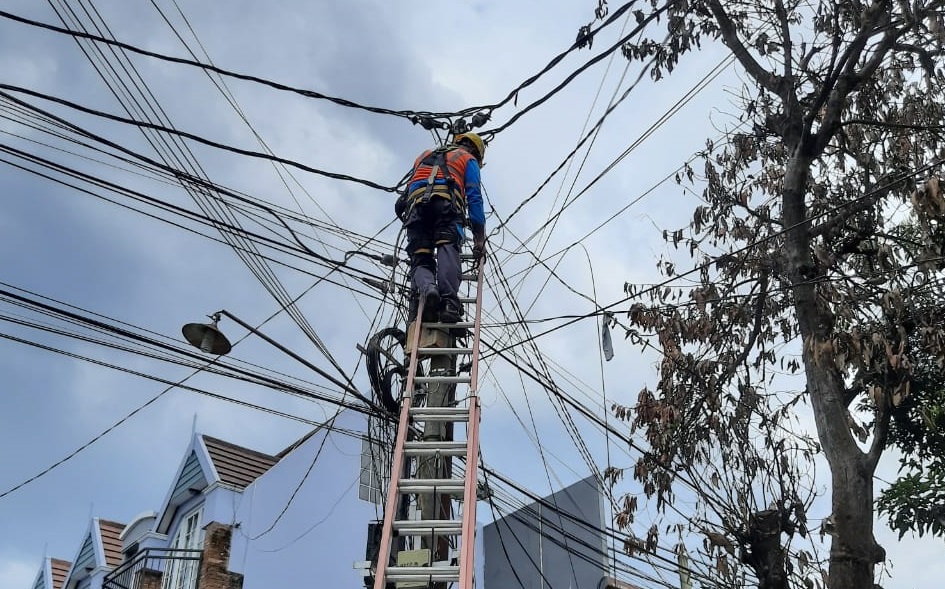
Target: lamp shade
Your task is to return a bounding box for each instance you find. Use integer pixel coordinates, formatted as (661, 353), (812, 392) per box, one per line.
(182, 321), (232, 355)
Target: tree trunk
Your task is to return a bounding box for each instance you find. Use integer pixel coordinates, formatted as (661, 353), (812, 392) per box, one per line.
(747, 510), (788, 589)
(827, 454), (882, 587)
(805, 361), (881, 588)
(781, 148), (880, 589)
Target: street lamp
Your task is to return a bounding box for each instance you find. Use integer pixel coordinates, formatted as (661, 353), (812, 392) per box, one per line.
(181, 309), (379, 412)
(181, 313), (232, 355)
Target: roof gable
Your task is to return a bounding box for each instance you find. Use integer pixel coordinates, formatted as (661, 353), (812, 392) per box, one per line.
(62, 518), (124, 589)
(156, 431), (277, 533)
(171, 450), (209, 498)
(30, 557), (72, 589)
(31, 568), (45, 589)
(156, 433), (213, 533)
(71, 533), (96, 577)
(33, 556), (72, 589)
(202, 435), (277, 489)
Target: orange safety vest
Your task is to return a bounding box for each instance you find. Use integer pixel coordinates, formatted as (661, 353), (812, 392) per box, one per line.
(406, 146), (475, 207)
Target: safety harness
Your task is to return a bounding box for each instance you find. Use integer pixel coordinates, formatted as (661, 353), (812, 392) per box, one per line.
(397, 144), (478, 259)
(399, 145), (471, 219)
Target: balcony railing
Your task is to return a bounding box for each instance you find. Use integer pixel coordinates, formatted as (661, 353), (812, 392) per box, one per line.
(103, 548), (203, 589)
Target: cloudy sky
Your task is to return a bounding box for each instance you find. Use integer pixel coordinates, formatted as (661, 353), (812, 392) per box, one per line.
(0, 1), (941, 588)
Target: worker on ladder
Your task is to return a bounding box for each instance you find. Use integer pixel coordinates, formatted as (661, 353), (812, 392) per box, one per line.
(396, 132), (487, 323)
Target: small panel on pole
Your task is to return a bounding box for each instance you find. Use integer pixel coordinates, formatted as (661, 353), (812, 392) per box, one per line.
(405, 321), (451, 354)
(395, 549), (432, 589)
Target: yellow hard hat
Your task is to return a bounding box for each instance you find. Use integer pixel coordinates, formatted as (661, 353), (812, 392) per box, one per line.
(454, 132), (486, 163)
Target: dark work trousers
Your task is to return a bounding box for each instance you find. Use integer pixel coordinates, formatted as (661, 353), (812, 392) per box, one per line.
(404, 197), (462, 308)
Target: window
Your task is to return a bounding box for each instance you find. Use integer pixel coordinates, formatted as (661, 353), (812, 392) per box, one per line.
(162, 507), (203, 589)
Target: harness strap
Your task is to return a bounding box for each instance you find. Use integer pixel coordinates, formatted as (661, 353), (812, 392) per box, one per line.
(420, 161), (442, 204)
(405, 146), (470, 226)
(411, 148), (465, 203)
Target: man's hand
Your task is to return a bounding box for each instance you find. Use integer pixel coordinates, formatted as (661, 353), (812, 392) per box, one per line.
(473, 233), (486, 260)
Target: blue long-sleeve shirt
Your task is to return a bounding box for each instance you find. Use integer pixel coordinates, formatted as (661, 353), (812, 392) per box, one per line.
(461, 158), (485, 233)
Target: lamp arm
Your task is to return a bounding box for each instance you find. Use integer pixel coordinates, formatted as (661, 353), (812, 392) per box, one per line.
(216, 310), (377, 410)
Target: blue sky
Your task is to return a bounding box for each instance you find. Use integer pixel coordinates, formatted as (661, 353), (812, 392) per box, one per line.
(1, 1), (942, 588)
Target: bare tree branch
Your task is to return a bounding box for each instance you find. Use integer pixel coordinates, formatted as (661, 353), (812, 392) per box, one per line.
(774, 0), (793, 81)
(867, 403), (891, 470)
(728, 272), (770, 375)
(706, 0), (784, 96)
(814, 10), (904, 154)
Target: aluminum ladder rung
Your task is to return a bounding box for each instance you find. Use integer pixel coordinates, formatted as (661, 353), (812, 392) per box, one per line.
(393, 519), (464, 535)
(416, 346), (473, 356)
(458, 296), (476, 304)
(384, 565), (460, 583)
(409, 406), (469, 421)
(461, 272), (478, 281)
(422, 321), (475, 329)
(399, 478), (465, 494)
(403, 440), (467, 456)
(415, 374), (471, 385)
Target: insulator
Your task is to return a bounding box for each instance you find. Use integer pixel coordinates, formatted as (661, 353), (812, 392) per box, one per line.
(470, 112), (490, 128)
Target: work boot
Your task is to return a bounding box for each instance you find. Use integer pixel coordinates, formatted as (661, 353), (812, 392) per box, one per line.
(439, 298), (464, 324)
(420, 285), (440, 322)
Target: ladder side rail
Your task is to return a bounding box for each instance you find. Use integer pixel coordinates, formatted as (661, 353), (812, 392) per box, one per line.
(460, 397), (481, 589)
(460, 258), (486, 589)
(372, 298), (428, 589)
(468, 258), (485, 396)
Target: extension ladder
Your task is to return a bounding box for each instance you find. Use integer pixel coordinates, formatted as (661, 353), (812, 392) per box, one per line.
(372, 252), (485, 589)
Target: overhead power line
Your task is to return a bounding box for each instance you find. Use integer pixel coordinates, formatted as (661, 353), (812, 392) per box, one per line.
(0, 94), (398, 261)
(485, 0), (680, 137)
(45, 0), (376, 394)
(0, 329), (375, 500)
(0, 142), (393, 286)
(0, 9), (477, 124)
(1, 0), (664, 137)
(0, 84), (398, 192)
(0, 284), (390, 416)
(486, 1), (642, 112)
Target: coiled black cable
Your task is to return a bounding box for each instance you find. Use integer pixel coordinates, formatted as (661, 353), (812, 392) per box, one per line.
(366, 327), (409, 414)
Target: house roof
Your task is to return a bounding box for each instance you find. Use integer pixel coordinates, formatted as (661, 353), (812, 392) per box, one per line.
(50, 559), (70, 589)
(97, 520), (124, 567)
(156, 432), (280, 534)
(61, 517), (126, 589)
(202, 435), (278, 489)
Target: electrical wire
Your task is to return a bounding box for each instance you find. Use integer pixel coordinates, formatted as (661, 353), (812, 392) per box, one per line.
(0, 83), (398, 192)
(44, 0), (362, 395)
(0, 9), (475, 123)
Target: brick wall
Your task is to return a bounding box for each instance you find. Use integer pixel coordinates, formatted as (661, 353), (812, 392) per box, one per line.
(135, 568), (163, 589)
(197, 523), (244, 589)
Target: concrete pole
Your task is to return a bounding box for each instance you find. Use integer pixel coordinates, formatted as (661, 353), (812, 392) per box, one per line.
(418, 350), (455, 566)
